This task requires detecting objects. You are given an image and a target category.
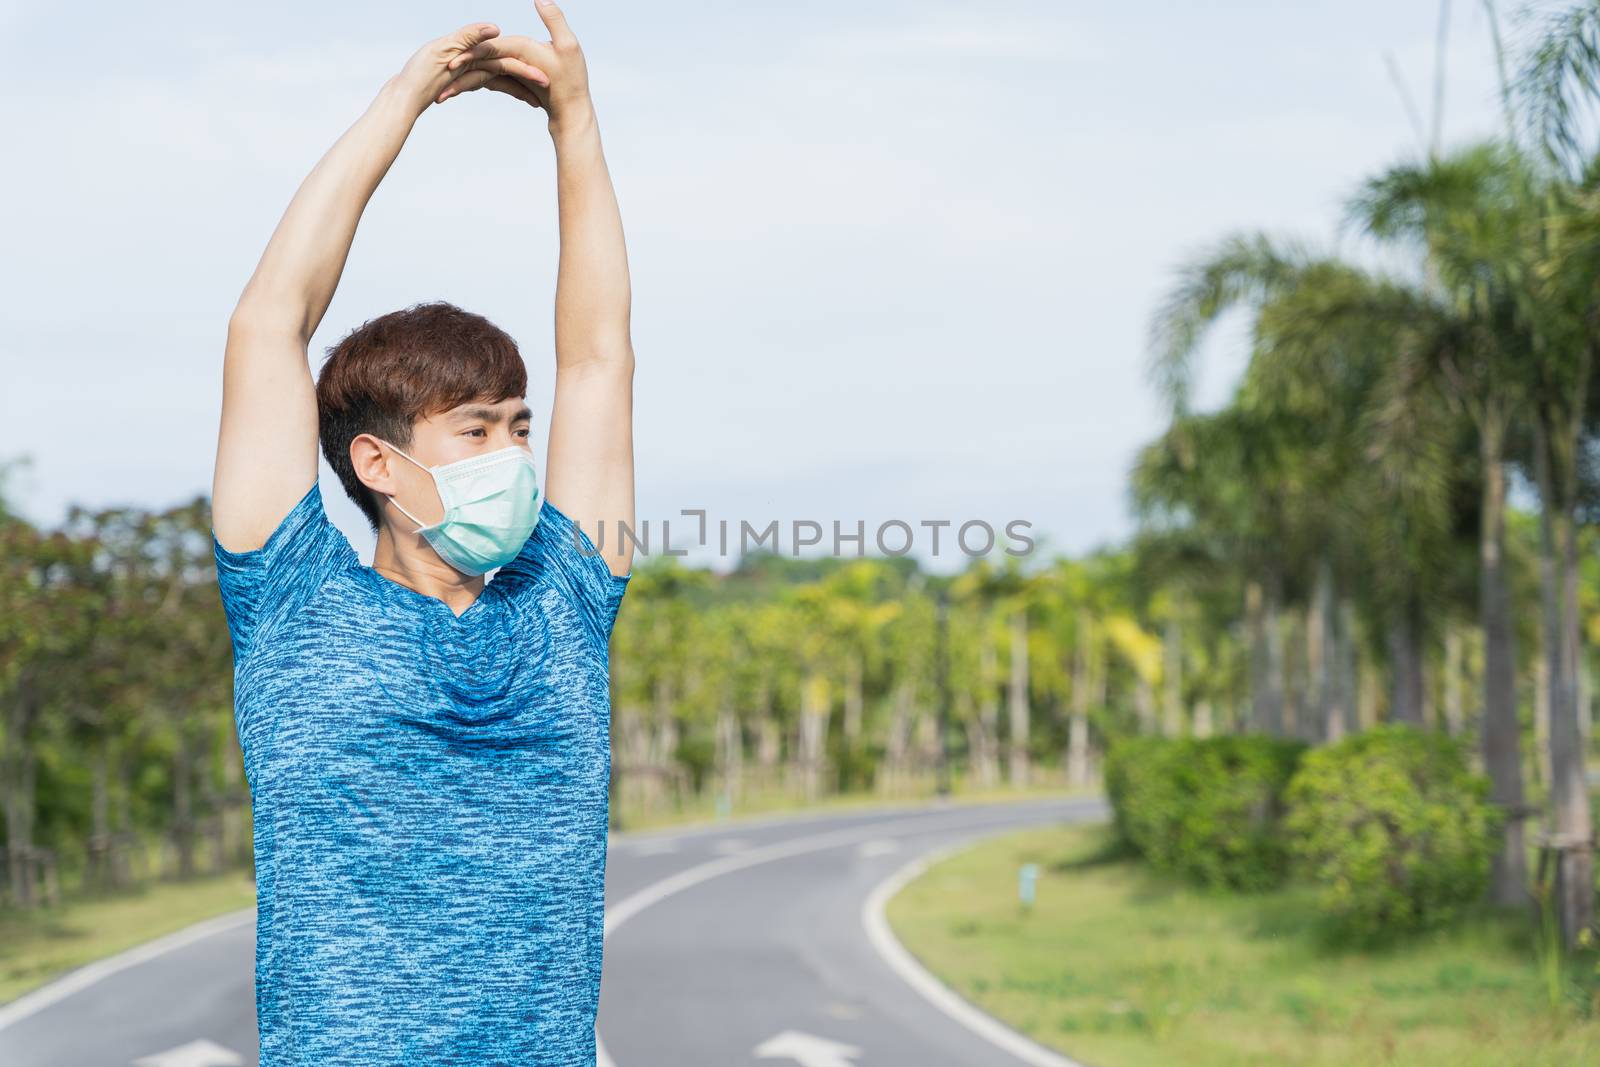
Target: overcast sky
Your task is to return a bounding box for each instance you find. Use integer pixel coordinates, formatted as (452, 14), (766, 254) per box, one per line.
(0, 1), (1522, 570)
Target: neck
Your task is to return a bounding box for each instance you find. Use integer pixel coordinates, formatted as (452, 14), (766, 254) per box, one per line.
(372, 523), (486, 616)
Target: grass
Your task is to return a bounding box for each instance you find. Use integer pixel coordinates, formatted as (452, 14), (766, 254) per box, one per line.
(885, 821), (1600, 1067)
(0, 867), (259, 1007)
(609, 770), (1095, 834)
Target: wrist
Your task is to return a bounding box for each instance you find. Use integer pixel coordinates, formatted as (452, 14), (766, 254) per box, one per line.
(378, 72), (432, 119)
(547, 98), (597, 141)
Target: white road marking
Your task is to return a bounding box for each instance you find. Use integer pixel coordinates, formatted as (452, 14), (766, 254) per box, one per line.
(856, 839), (900, 858)
(860, 841), (1091, 1067)
(712, 838), (752, 854)
(596, 799), (1099, 1067)
(626, 838), (681, 856)
(0, 795), (1089, 1067)
(131, 1037), (243, 1066)
(0, 908), (257, 1033)
(754, 1028), (863, 1065)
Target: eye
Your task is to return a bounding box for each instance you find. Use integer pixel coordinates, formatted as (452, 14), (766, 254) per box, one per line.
(515, 426), (531, 438)
(464, 427), (487, 438)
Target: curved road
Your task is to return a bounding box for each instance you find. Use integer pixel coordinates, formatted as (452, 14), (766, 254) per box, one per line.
(0, 794), (1106, 1066)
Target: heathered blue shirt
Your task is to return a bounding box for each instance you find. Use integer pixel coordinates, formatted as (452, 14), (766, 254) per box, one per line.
(212, 480), (629, 1066)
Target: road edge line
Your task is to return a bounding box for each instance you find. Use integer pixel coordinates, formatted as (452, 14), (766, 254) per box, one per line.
(0, 906), (258, 1032)
(599, 799), (1102, 1067)
(860, 840), (1092, 1067)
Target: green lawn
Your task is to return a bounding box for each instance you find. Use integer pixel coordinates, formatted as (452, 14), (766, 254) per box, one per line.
(885, 822), (1600, 1067)
(0, 868), (259, 1007)
(611, 773), (1093, 833)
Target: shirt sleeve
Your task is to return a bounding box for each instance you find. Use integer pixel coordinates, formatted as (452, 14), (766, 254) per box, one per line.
(212, 481), (356, 662)
(498, 498), (632, 647)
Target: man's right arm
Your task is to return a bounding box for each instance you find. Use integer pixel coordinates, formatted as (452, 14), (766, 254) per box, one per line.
(212, 25), (502, 553)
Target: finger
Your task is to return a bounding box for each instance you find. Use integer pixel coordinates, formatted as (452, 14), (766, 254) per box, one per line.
(533, 0), (577, 49)
(448, 35), (500, 71)
(438, 68), (496, 102)
(486, 75), (544, 108)
(450, 22), (500, 49)
(450, 35), (558, 73)
(455, 55), (550, 87)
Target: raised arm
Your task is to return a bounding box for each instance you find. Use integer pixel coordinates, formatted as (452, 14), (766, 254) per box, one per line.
(211, 23), (504, 553)
(443, 1), (636, 577)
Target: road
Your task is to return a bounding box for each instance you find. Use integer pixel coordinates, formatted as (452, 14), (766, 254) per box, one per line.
(0, 793), (1106, 1067)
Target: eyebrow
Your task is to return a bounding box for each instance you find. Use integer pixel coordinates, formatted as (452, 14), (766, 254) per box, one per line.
(452, 405), (533, 423)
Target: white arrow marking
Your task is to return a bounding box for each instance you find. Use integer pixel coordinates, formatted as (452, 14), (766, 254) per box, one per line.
(131, 1038), (243, 1067)
(754, 1029), (863, 1066)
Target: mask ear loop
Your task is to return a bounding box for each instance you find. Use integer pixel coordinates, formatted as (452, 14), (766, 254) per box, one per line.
(376, 439), (434, 533)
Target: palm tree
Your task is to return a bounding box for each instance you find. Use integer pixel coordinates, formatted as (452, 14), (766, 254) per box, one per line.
(1498, 3), (1600, 942)
(1348, 138), (1576, 913)
(1146, 221), (1528, 905)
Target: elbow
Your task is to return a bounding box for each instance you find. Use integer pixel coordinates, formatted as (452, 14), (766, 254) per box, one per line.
(232, 283), (318, 347)
(559, 336), (635, 374)
(229, 293), (315, 346)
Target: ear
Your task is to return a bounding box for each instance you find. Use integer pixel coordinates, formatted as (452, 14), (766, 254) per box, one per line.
(349, 433), (397, 496)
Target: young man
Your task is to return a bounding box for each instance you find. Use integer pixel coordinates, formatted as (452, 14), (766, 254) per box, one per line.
(209, 7), (634, 1064)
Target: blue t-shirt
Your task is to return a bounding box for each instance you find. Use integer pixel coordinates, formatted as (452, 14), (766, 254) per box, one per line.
(212, 480), (630, 1065)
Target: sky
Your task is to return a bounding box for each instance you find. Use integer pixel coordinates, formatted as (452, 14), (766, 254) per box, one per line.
(0, 1), (1534, 571)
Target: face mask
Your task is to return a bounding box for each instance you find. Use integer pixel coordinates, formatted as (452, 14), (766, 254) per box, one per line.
(378, 439), (542, 577)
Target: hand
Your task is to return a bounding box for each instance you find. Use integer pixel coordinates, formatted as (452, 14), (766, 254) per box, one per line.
(393, 22), (507, 115)
(435, 0), (592, 123)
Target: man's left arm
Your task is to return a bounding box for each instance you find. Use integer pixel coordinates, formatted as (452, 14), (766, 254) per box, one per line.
(445, 2), (635, 576)
(544, 92), (635, 579)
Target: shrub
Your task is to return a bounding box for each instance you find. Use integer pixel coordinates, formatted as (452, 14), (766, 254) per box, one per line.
(1104, 734), (1306, 891)
(1103, 735), (1177, 849)
(1284, 723), (1500, 942)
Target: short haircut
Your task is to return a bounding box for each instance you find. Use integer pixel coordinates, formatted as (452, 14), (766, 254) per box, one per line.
(316, 300), (528, 533)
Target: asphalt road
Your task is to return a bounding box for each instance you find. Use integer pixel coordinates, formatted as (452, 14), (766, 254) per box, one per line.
(0, 793), (1107, 1067)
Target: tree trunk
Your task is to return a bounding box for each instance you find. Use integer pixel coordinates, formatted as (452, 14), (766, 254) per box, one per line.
(88, 738), (112, 893)
(1133, 675), (1156, 736)
(879, 679), (915, 797)
(974, 640), (1000, 788)
(1479, 419), (1528, 908)
(1341, 599), (1360, 737)
(1007, 608), (1031, 788)
(797, 671), (829, 804)
(716, 692), (743, 806)
(1535, 653), (1553, 790)
(1550, 495), (1594, 947)
(1308, 560), (1333, 743)
(1387, 609), (1425, 726)
(755, 681), (781, 793)
(1580, 654), (1593, 752)
(1246, 578), (1283, 735)
(1067, 609), (1093, 788)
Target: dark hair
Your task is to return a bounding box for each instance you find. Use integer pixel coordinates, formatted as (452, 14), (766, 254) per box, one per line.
(316, 301), (528, 533)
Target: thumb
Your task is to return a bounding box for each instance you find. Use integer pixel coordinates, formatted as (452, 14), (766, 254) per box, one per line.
(534, 0), (576, 47)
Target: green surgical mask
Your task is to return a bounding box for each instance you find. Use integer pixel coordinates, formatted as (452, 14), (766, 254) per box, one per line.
(379, 440), (542, 576)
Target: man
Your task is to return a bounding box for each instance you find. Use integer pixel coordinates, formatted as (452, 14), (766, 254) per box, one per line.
(209, 5), (635, 1063)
